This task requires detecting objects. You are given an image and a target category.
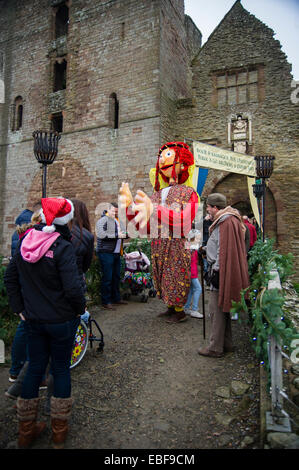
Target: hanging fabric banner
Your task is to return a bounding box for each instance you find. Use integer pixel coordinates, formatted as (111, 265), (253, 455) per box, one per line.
(193, 166), (209, 196)
(191, 141), (259, 221)
(247, 177), (262, 230)
(192, 141), (256, 176)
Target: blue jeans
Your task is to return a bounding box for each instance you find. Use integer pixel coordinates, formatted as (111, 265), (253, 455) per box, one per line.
(21, 317), (80, 399)
(185, 278), (202, 311)
(203, 258), (209, 273)
(9, 320), (28, 376)
(98, 252), (121, 305)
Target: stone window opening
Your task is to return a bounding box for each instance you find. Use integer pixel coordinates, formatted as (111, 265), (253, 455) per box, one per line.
(212, 65), (264, 107)
(16, 104), (23, 130)
(12, 96), (23, 131)
(55, 2), (69, 39)
(51, 112), (63, 133)
(109, 93), (119, 129)
(121, 22), (125, 40)
(54, 59), (67, 92)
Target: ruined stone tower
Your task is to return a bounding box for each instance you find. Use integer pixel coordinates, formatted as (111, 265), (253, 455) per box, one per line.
(0, 0), (201, 253)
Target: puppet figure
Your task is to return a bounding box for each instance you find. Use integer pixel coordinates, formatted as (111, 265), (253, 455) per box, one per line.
(119, 142), (199, 323)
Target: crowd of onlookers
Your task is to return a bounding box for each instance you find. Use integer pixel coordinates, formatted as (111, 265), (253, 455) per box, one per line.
(3, 190), (257, 448)
(4, 197), (127, 449)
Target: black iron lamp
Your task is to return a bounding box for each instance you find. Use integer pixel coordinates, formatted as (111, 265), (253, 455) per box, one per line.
(254, 155), (275, 179)
(252, 179), (264, 201)
(33, 129), (61, 198)
(254, 156), (275, 241)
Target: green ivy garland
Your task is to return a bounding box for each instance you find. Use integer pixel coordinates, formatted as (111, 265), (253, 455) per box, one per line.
(231, 238), (299, 381)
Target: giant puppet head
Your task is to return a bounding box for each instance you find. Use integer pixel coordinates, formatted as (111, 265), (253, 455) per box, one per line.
(150, 142), (195, 191)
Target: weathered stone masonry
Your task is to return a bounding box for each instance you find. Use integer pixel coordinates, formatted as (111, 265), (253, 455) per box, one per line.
(0, 0), (298, 279)
(0, 0), (199, 252)
(174, 1), (299, 278)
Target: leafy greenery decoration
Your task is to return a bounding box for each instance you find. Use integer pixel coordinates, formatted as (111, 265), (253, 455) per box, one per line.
(0, 256), (19, 345)
(231, 238), (299, 382)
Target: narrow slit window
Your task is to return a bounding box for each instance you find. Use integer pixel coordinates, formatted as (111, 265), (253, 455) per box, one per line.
(12, 96), (23, 131)
(55, 3), (69, 38)
(51, 112), (63, 133)
(121, 22), (125, 40)
(54, 59), (67, 92)
(109, 93), (119, 129)
(16, 104), (23, 130)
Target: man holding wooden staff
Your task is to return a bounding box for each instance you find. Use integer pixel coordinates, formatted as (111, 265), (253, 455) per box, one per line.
(198, 193), (249, 358)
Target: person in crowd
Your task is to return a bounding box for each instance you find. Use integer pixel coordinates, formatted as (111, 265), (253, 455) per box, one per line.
(7, 200), (95, 406)
(4, 197), (86, 449)
(243, 215), (257, 251)
(69, 199), (94, 294)
(96, 202), (127, 309)
(5, 209), (49, 400)
(201, 213), (212, 277)
(43, 199), (95, 414)
(202, 213), (212, 248)
(8, 202), (42, 384)
(184, 230), (203, 319)
(10, 206), (38, 258)
(251, 216), (259, 232)
(198, 193), (249, 358)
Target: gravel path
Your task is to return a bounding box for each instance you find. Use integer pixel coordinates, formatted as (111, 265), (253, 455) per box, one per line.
(0, 293), (261, 450)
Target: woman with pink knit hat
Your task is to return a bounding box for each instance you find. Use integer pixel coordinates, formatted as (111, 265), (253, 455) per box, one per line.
(4, 197), (86, 449)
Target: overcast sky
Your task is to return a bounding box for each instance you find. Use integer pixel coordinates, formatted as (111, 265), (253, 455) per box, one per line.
(184, 0), (299, 79)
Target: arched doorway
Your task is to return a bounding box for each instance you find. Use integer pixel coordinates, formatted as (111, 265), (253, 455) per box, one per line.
(205, 172), (277, 242)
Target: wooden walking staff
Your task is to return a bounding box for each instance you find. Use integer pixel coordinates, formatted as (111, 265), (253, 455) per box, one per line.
(198, 249), (206, 339)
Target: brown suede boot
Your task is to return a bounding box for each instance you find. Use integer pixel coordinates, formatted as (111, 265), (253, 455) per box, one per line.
(17, 397), (46, 449)
(50, 396), (73, 449)
(157, 306), (175, 317)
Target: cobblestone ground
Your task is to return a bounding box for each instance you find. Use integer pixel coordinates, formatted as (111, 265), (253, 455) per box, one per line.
(0, 293), (261, 451)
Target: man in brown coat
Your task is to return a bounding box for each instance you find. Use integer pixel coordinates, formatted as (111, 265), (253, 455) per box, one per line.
(198, 193), (249, 358)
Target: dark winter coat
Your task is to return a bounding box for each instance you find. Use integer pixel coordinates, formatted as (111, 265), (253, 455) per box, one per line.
(4, 224), (86, 324)
(70, 224), (94, 278)
(96, 215), (121, 253)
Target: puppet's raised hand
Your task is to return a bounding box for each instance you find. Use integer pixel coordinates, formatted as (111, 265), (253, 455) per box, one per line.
(119, 182), (133, 209)
(133, 190), (153, 229)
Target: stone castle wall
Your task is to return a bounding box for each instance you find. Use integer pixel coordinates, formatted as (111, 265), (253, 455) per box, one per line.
(174, 2), (299, 276)
(0, 0), (197, 254)
(1, 0), (298, 280)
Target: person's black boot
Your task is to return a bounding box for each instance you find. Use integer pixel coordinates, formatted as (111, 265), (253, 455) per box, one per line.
(5, 362), (29, 400)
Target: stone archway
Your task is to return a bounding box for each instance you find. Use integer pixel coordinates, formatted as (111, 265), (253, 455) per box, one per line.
(203, 172), (277, 242)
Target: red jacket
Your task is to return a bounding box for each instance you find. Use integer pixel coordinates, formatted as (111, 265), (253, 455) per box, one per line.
(244, 220), (257, 248)
(190, 250), (198, 279)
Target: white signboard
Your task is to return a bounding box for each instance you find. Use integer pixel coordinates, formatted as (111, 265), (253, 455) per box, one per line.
(193, 141), (256, 177)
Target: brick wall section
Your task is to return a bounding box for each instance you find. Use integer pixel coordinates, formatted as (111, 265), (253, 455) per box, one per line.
(0, 0), (196, 255)
(175, 1), (299, 278)
(0, 0), (52, 252)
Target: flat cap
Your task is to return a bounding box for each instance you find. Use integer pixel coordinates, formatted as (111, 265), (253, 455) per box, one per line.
(206, 193), (227, 209)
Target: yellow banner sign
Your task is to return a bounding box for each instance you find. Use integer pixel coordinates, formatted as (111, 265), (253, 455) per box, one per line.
(192, 141), (256, 176)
